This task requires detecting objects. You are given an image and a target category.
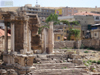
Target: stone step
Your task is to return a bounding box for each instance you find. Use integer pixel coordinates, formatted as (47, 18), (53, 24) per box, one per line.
(33, 63), (75, 69)
(89, 72), (100, 75)
(33, 69), (85, 75)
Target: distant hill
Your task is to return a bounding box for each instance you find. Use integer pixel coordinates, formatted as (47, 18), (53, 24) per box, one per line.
(0, 7), (19, 12)
(73, 7), (100, 12)
(0, 6), (100, 13)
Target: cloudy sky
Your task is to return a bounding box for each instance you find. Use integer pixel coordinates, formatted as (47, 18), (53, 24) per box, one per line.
(0, 0), (100, 8)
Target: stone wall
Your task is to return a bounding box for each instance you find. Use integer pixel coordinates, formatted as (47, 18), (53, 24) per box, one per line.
(54, 39), (100, 50)
(82, 39), (100, 49)
(54, 41), (81, 49)
(0, 36), (11, 51)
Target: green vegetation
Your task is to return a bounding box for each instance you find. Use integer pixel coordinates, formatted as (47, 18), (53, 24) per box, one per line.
(62, 47), (67, 49)
(80, 44), (95, 50)
(97, 60), (100, 64)
(70, 21), (79, 25)
(84, 51), (89, 53)
(84, 60), (92, 67)
(63, 60), (66, 62)
(80, 44), (84, 49)
(83, 60), (86, 63)
(68, 28), (80, 40)
(38, 25), (49, 34)
(91, 68), (95, 71)
(92, 60), (97, 63)
(92, 52), (96, 53)
(88, 60), (92, 63)
(84, 60), (100, 67)
(62, 66), (67, 69)
(72, 70), (75, 73)
(46, 16), (80, 26)
(60, 20), (70, 25)
(45, 14), (60, 25)
(60, 20), (80, 26)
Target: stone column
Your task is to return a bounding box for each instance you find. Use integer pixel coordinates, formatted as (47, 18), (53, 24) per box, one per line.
(27, 23), (30, 52)
(29, 29), (31, 52)
(42, 28), (48, 54)
(11, 23), (15, 52)
(4, 24), (8, 53)
(48, 22), (54, 54)
(23, 21), (28, 53)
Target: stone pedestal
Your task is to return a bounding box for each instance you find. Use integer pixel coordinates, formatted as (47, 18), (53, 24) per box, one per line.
(0, 69), (7, 75)
(3, 53), (15, 65)
(14, 54), (35, 74)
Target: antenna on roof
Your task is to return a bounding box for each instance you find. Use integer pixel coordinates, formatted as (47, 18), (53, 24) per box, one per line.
(36, 0), (38, 5)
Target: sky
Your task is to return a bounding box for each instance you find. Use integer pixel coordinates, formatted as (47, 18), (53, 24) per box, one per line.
(0, 0), (100, 8)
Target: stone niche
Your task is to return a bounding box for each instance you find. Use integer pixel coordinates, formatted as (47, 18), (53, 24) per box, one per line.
(31, 35), (41, 50)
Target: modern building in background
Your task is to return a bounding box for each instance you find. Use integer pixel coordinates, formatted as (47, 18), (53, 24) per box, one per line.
(91, 11), (100, 14)
(62, 7), (78, 16)
(54, 25), (81, 41)
(55, 7), (78, 16)
(18, 4), (55, 18)
(55, 8), (62, 16)
(0, 12), (4, 29)
(63, 25), (81, 40)
(91, 24), (100, 39)
(58, 16), (75, 22)
(54, 25), (64, 41)
(74, 12), (100, 37)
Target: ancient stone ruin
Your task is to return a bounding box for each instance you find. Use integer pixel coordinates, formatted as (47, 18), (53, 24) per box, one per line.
(0, 11), (100, 75)
(0, 11), (54, 75)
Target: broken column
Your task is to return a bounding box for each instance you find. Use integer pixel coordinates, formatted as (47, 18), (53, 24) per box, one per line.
(42, 28), (48, 54)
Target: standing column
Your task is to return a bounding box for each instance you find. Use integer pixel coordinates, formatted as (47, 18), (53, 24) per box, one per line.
(11, 23), (15, 52)
(23, 21), (28, 53)
(4, 24), (8, 53)
(48, 22), (54, 54)
(27, 23), (29, 52)
(27, 22), (31, 52)
(29, 29), (31, 52)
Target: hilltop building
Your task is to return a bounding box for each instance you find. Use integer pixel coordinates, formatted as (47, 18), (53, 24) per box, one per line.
(74, 12), (100, 36)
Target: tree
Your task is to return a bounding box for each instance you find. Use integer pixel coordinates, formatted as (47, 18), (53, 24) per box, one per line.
(45, 14), (60, 25)
(60, 20), (70, 25)
(38, 25), (49, 34)
(70, 21), (79, 25)
(68, 28), (80, 40)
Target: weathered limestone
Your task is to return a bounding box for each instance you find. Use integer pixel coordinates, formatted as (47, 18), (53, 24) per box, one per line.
(4, 25), (8, 53)
(11, 23), (15, 52)
(48, 22), (54, 54)
(23, 20), (29, 53)
(0, 10), (55, 75)
(42, 28), (48, 54)
(1, 12), (41, 74)
(42, 22), (54, 54)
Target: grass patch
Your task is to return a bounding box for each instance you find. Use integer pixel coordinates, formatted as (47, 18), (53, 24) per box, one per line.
(97, 60), (100, 64)
(92, 60), (97, 63)
(84, 51), (89, 53)
(62, 47), (67, 49)
(62, 66), (67, 69)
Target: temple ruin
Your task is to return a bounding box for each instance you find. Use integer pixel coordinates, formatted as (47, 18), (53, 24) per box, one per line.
(0, 11), (100, 75)
(0, 11), (54, 74)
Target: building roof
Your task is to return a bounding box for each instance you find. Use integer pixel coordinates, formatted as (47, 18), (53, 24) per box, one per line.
(91, 23), (100, 26)
(74, 12), (100, 16)
(0, 29), (11, 37)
